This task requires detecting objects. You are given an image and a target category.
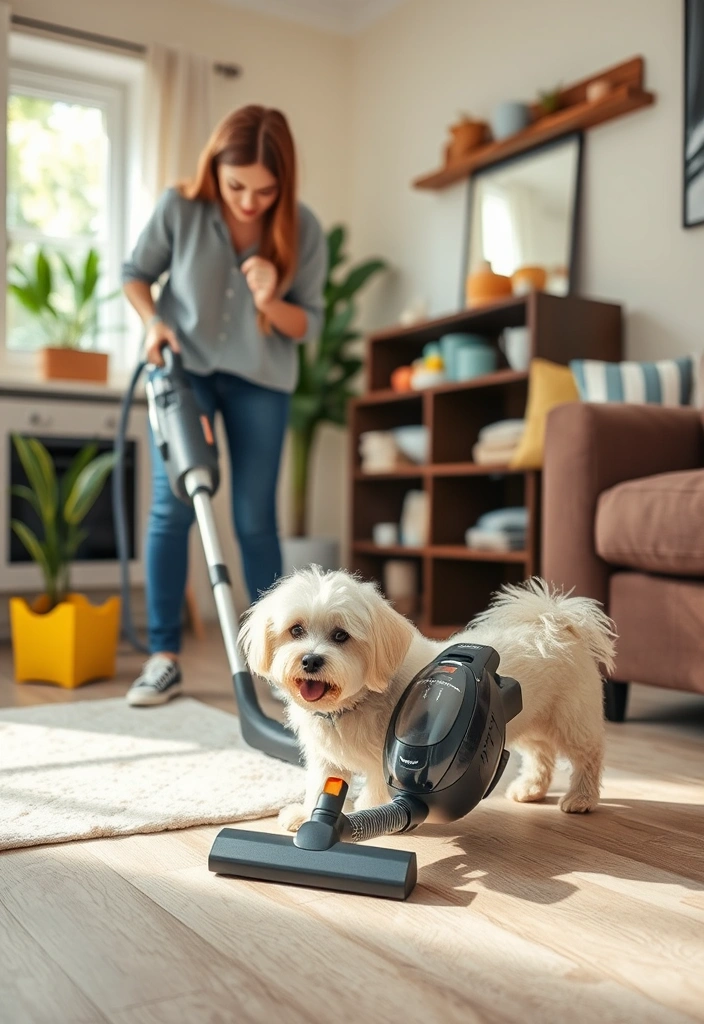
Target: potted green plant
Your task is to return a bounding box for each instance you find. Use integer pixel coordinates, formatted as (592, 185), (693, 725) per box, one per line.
(7, 246), (118, 383)
(9, 434), (120, 688)
(282, 224), (387, 573)
(536, 84), (563, 117)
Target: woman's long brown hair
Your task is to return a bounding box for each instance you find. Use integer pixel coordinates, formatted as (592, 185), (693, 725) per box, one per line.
(179, 105), (298, 328)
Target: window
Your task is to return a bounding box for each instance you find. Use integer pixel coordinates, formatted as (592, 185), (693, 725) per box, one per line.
(4, 33), (143, 369)
(480, 187), (519, 278)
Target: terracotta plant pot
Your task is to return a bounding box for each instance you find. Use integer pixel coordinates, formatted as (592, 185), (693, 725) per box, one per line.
(10, 592), (121, 688)
(445, 119), (489, 164)
(41, 347), (109, 383)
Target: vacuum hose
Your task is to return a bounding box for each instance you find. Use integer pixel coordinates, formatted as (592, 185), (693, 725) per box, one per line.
(113, 357), (149, 653)
(342, 798), (421, 842)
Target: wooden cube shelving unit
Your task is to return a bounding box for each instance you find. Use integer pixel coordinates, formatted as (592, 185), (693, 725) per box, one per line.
(348, 291), (622, 638)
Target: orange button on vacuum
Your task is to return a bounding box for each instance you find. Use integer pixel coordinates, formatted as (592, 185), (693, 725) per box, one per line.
(200, 415), (214, 445)
(323, 777), (345, 796)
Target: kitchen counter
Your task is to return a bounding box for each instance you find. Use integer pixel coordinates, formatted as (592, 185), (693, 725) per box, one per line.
(0, 367), (146, 403)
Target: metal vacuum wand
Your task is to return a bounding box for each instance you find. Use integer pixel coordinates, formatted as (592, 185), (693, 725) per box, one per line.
(144, 346), (300, 765)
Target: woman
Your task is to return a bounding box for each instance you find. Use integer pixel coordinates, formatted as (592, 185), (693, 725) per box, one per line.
(121, 105), (327, 706)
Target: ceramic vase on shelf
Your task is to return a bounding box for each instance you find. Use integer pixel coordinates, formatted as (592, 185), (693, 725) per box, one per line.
(490, 101), (531, 140)
(511, 266), (547, 295)
(466, 261), (512, 308)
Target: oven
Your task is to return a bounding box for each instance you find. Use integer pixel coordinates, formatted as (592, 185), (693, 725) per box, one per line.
(0, 392), (151, 594)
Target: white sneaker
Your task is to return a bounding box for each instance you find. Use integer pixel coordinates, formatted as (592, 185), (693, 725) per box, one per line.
(127, 654), (183, 707)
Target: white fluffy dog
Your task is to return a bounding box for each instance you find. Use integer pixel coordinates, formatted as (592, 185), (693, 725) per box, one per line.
(239, 568), (616, 831)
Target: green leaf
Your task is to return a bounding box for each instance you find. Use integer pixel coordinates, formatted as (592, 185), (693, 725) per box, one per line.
(7, 283), (43, 315)
(10, 484), (41, 517)
(59, 443), (98, 510)
(11, 434), (58, 526)
(11, 520), (53, 583)
(336, 259), (386, 301)
(333, 357), (363, 384)
(289, 393), (323, 433)
(10, 262), (32, 285)
(65, 526), (89, 561)
(325, 304), (356, 341)
(82, 249), (99, 305)
(58, 252), (81, 308)
(36, 250), (52, 306)
(58, 252), (76, 285)
(327, 225), (345, 273)
(63, 451), (116, 525)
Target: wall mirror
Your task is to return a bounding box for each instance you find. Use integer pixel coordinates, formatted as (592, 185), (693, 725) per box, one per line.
(461, 132), (584, 302)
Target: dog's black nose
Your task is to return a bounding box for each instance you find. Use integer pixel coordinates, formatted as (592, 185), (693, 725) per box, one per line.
(302, 652), (325, 673)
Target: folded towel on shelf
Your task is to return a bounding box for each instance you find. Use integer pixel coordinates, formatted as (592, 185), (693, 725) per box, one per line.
(359, 431), (416, 473)
(465, 506), (528, 552)
(476, 507), (528, 532)
(472, 419), (526, 466)
(465, 527), (526, 552)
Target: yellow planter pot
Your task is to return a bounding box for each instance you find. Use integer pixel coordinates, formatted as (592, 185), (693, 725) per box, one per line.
(10, 593), (121, 688)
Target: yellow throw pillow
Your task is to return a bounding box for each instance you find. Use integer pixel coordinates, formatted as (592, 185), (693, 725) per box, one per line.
(509, 358), (579, 470)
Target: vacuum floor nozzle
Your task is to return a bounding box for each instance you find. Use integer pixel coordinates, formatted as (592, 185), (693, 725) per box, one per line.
(208, 828), (417, 900)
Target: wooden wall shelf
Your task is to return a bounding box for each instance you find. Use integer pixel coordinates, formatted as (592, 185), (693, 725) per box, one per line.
(348, 292), (623, 638)
(414, 56), (655, 191)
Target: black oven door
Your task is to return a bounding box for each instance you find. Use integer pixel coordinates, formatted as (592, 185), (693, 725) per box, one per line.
(9, 435), (137, 563)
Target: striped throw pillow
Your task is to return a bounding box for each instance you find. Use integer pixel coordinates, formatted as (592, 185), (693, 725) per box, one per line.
(569, 357), (694, 406)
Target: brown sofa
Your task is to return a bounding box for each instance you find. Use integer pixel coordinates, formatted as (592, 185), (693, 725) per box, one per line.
(541, 402), (704, 721)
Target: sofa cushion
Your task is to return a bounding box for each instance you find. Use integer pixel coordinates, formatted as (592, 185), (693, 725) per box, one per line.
(596, 469), (704, 576)
(609, 572), (704, 692)
(570, 356), (695, 405)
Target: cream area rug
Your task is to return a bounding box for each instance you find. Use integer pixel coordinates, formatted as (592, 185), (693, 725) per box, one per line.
(0, 697), (305, 851)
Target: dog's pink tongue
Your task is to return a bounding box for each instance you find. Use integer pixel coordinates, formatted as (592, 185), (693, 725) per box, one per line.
(299, 679), (327, 702)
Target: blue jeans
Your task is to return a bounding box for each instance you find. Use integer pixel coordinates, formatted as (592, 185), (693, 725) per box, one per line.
(145, 369), (290, 654)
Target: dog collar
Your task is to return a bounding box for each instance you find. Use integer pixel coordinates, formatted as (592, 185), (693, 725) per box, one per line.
(313, 697), (364, 724)
(313, 708), (350, 724)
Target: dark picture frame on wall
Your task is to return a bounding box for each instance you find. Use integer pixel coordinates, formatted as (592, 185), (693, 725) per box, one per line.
(685, 0), (704, 227)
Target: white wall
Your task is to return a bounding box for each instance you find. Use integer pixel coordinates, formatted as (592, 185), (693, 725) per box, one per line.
(350, 0), (703, 360)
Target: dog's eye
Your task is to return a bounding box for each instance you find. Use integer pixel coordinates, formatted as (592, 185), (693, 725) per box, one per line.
(290, 624), (305, 638)
(332, 629), (349, 644)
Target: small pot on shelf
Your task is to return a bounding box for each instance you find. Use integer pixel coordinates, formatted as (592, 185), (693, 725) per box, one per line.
(444, 115), (489, 165)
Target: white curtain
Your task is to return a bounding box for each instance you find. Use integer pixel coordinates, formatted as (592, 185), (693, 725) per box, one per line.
(140, 43), (213, 208)
(0, 2), (10, 361)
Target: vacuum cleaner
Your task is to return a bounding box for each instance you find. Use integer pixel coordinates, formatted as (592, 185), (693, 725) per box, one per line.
(209, 642), (522, 899)
(113, 344), (300, 765)
(115, 345), (523, 899)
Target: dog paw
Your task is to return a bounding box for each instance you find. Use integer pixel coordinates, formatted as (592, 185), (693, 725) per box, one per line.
(277, 803), (307, 832)
(558, 792), (598, 814)
(506, 778), (549, 803)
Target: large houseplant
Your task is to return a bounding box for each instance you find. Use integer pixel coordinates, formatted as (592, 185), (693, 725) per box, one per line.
(283, 225), (386, 571)
(9, 434), (120, 688)
(7, 246), (117, 382)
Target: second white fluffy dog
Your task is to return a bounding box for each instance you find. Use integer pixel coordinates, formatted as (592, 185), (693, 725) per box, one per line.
(239, 568), (616, 831)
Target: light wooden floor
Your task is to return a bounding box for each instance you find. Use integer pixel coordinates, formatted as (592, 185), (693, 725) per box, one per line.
(1, 629), (703, 1024)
